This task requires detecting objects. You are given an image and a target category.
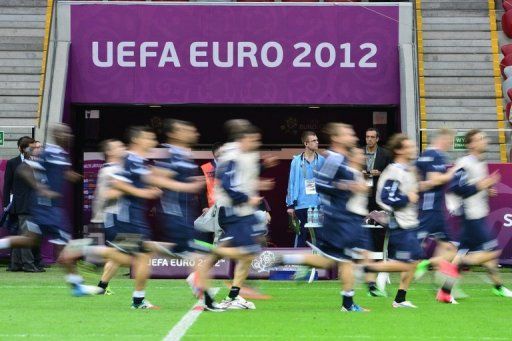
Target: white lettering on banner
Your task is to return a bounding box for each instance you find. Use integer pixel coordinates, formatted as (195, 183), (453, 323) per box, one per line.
(140, 41), (158, 67)
(504, 214), (512, 227)
(190, 42), (209, 67)
(261, 42), (283, 68)
(339, 43), (355, 68)
(92, 41), (113, 67)
(359, 42), (377, 68)
(293, 42), (311, 67)
(212, 42), (234, 68)
(91, 41), (377, 69)
(149, 258), (226, 267)
(159, 42), (181, 67)
(237, 42), (258, 67)
(117, 41), (136, 67)
(315, 42), (336, 68)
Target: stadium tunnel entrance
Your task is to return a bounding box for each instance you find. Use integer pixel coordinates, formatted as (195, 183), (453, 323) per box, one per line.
(72, 104), (399, 247)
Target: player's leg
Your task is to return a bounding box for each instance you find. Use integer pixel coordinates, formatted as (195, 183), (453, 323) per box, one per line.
(97, 220), (121, 294)
(415, 218), (458, 280)
(221, 255), (257, 309)
(97, 260), (120, 295)
(131, 252), (159, 309)
(339, 261), (367, 312)
(371, 228), (421, 308)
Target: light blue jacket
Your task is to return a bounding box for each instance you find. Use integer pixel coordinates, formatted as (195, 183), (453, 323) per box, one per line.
(286, 152), (325, 210)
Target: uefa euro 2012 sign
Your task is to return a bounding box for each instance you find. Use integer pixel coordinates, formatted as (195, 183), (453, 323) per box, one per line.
(70, 4), (402, 105)
(91, 41), (378, 69)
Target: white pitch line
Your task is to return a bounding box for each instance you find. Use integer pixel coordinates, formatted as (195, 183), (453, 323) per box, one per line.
(163, 288), (219, 341)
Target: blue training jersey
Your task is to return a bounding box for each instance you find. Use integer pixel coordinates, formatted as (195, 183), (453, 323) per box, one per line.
(34, 144), (71, 208)
(315, 150), (355, 220)
(114, 152), (151, 213)
(156, 144), (199, 223)
(416, 148), (448, 212)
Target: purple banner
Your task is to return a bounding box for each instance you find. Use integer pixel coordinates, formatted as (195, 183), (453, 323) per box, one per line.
(147, 256), (231, 279)
(482, 164), (512, 264)
(70, 4), (400, 105)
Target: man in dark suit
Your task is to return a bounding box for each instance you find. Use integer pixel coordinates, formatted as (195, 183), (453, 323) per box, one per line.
(363, 128), (393, 213)
(362, 127), (392, 297)
(3, 136), (43, 272)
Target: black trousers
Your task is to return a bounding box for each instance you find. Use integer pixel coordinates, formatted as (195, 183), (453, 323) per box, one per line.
(10, 215), (43, 271)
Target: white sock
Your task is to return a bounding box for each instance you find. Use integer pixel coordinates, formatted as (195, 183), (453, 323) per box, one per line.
(341, 290), (355, 297)
(133, 290), (145, 298)
(65, 274), (83, 285)
(282, 254), (306, 265)
(0, 238), (11, 249)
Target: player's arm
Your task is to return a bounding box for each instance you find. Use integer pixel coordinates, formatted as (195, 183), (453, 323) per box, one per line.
(18, 163), (60, 199)
(315, 158), (340, 195)
(65, 170), (82, 183)
(145, 173), (204, 193)
(103, 188), (124, 200)
(380, 179), (417, 208)
(149, 164), (176, 178)
(334, 165), (368, 194)
(216, 160), (260, 207)
(448, 168), (499, 198)
(110, 174), (161, 199)
(147, 161), (203, 192)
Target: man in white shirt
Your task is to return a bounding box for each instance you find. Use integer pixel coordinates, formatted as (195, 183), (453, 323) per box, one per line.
(440, 129), (512, 302)
(91, 139), (126, 295)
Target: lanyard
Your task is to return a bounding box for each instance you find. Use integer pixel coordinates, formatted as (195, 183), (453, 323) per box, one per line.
(365, 147), (376, 171)
(301, 152), (318, 179)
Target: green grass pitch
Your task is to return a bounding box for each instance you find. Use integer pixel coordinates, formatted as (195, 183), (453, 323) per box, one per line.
(1, 267), (511, 340)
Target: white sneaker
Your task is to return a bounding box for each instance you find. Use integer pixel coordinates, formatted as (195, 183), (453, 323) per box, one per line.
(72, 284), (104, 297)
(131, 299), (160, 310)
(392, 301), (417, 308)
(204, 302), (226, 312)
(496, 286), (512, 298)
(220, 296), (256, 310)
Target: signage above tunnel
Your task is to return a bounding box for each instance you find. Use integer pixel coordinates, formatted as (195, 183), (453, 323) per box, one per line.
(69, 4), (403, 105)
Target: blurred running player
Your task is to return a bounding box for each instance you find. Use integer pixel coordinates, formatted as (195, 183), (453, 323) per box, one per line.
(361, 134), (423, 308)
(61, 126), (165, 308)
(438, 129), (512, 302)
(0, 124), (101, 296)
(413, 129), (458, 283)
(277, 123), (369, 312)
(90, 139), (126, 295)
(195, 120), (274, 312)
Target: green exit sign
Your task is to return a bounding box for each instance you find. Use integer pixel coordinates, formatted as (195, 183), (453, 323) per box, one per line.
(454, 132), (466, 150)
(0, 131), (4, 146)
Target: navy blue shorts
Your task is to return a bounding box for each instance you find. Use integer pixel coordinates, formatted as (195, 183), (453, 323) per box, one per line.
(106, 212), (150, 243)
(160, 215), (209, 254)
(356, 226), (375, 252)
(218, 208), (261, 254)
(459, 217), (498, 252)
(313, 215), (361, 261)
(27, 206), (71, 244)
(103, 213), (116, 243)
(418, 211), (453, 242)
(387, 228), (423, 262)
